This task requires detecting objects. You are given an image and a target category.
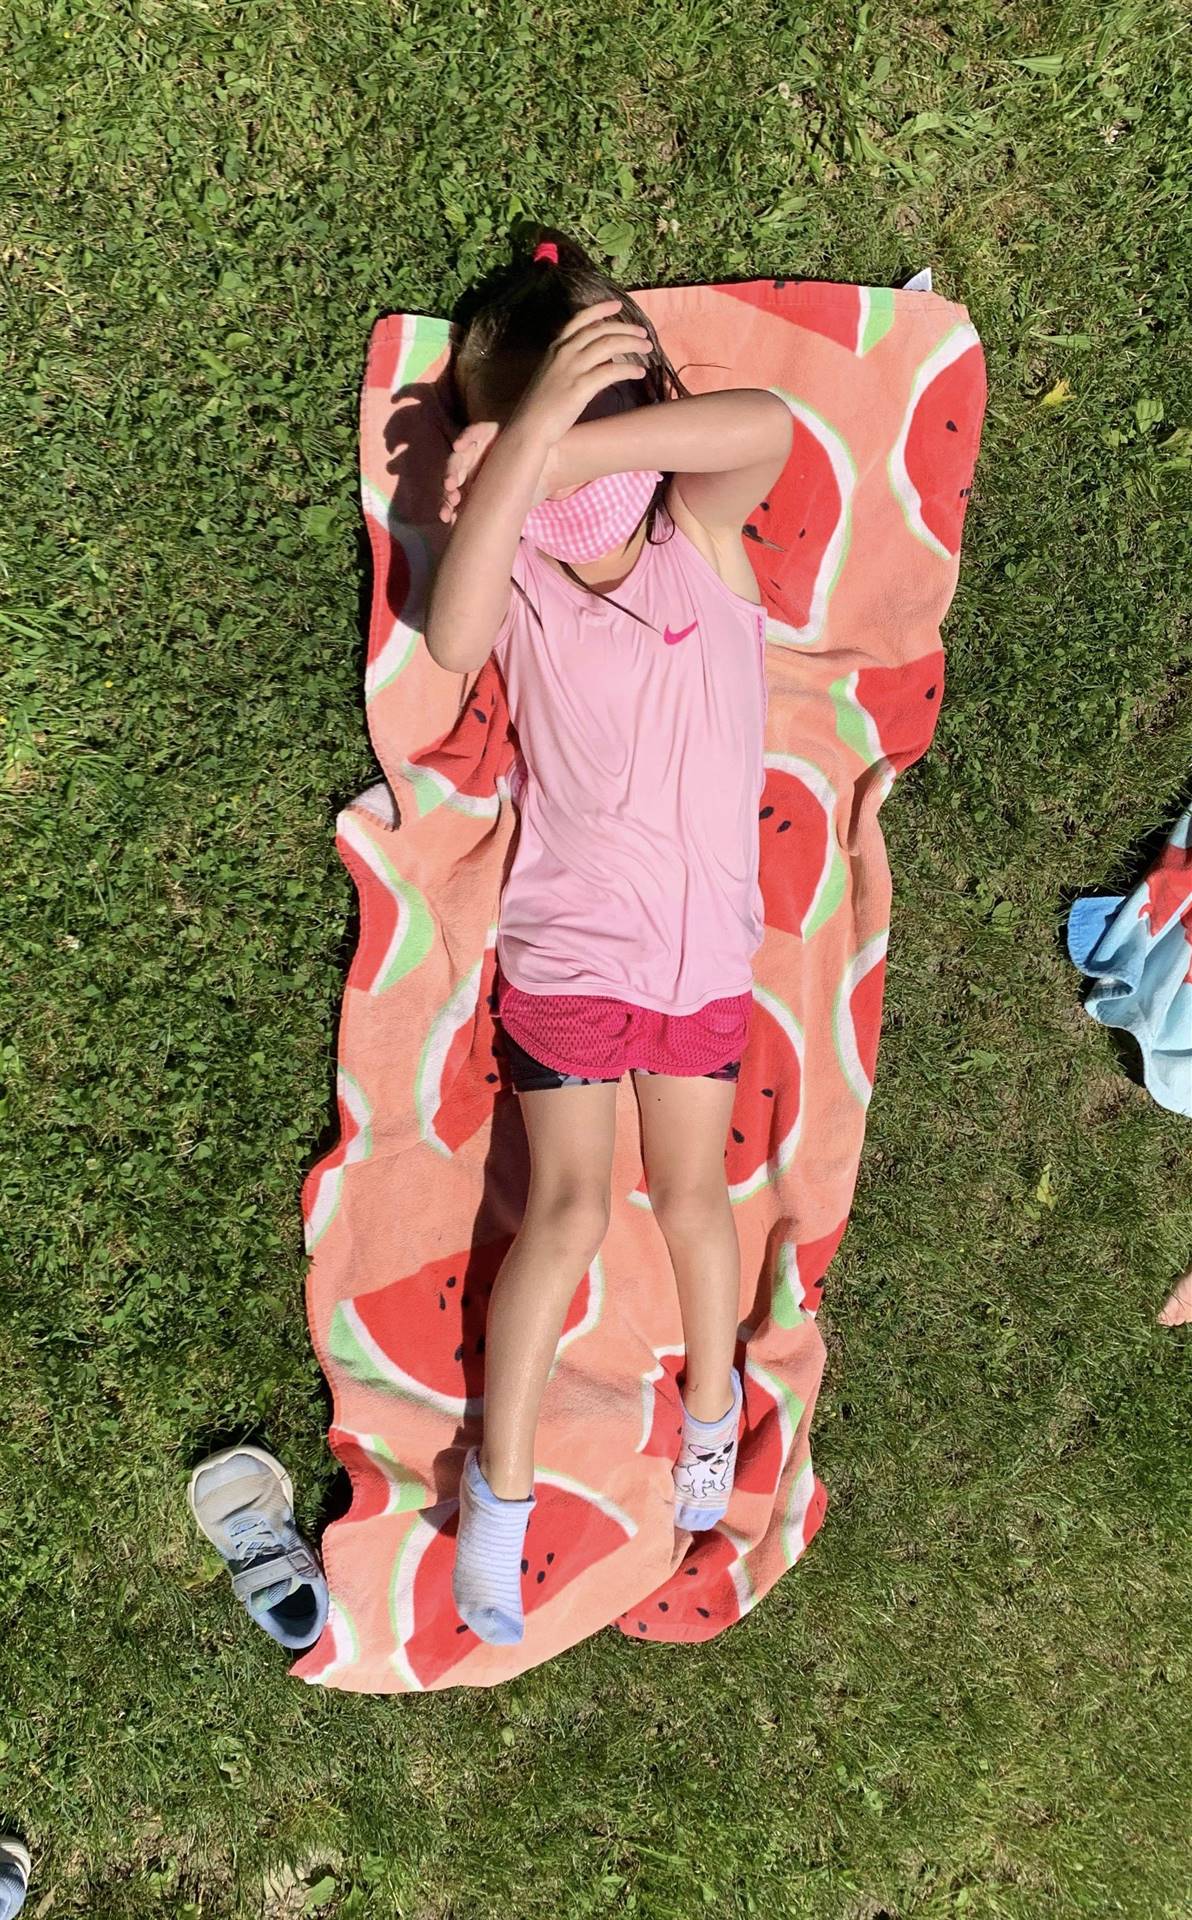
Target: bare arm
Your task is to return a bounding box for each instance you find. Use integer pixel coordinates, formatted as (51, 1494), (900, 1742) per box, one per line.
(551, 388), (794, 531)
(423, 423), (547, 674)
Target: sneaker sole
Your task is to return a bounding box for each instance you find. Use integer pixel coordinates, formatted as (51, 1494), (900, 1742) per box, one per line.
(0, 1838), (31, 1878)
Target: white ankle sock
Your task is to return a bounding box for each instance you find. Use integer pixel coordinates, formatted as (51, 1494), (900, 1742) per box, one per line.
(674, 1367), (742, 1531)
(451, 1447), (536, 1645)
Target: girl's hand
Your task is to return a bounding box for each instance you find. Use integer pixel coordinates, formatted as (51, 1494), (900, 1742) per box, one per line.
(440, 420), (500, 525)
(440, 422), (564, 524)
(507, 300), (650, 450)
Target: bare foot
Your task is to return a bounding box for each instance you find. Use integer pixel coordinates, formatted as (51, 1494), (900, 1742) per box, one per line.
(1157, 1266), (1192, 1327)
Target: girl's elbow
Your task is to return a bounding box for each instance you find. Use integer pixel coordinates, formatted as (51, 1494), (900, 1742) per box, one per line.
(423, 622), (493, 675)
(422, 618), (448, 668)
(424, 600), (464, 670)
(423, 618), (462, 672)
(424, 629), (464, 672)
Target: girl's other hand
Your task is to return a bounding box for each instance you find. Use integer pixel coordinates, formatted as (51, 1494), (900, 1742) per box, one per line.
(507, 300), (650, 451)
(440, 422), (566, 523)
(440, 420), (500, 524)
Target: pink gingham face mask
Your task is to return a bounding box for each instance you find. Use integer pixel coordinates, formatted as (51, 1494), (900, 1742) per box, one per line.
(523, 467), (662, 564)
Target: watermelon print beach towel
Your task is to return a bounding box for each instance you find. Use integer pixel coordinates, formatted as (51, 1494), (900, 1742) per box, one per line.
(293, 275), (987, 1693)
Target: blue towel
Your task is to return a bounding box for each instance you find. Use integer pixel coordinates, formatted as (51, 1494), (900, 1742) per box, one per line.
(1066, 804), (1192, 1117)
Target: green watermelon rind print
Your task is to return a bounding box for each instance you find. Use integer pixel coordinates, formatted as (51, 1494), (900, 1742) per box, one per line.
(781, 1455), (818, 1570)
(339, 809), (436, 994)
(769, 1238), (808, 1331)
(362, 316), (449, 702)
(395, 313), (451, 391)
(387, 1503), (447, 1692)
(333, 1427), (432, 1516)
(764, 386), (856, 648)
(745, 1355), (807, 1477)
(857, 286), (896, 357)
(717, 1521), (762, 1619)
(303, 1065), (374, 1254)
(395, 756), (503, 822)
(832, 930), (889, 1108)
(887, 320), (981, 560)
(829, 670), (883, 767)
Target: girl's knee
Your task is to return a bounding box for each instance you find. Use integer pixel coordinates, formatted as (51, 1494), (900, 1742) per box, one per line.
(647, 1177), (731, 1238)
(526, 1184), (611, 1261)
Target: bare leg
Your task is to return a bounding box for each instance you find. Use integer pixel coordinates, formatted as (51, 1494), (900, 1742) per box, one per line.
(631, 1069), (741, 1420)
(479, 1078), (618, 1497)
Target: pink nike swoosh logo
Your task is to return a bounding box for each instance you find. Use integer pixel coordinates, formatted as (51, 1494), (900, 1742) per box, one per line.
(664, 621), (698, 646)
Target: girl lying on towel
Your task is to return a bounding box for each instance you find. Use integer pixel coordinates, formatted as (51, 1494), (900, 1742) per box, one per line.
(426, 227), (793, 1645)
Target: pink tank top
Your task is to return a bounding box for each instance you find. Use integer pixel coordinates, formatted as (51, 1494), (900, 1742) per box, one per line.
(492, 505), (768, 1016)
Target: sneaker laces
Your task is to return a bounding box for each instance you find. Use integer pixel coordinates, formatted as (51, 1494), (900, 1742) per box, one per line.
(226, 1510), (285, 1571)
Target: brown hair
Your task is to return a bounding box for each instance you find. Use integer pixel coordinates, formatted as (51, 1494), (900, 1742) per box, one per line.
(450, 225), (694, 631)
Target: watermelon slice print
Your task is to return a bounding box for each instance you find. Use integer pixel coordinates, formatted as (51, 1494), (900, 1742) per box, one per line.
(833, 932), (888, 1108)
(635, 1346), (687, 1458)
(327, 1239), (606, 1422)
(723, 983), (806, 1205)
(759, 752), (846, 939)
(634, 1347), (802, 1503)
(366, 311), (450, 397)
(301, 1066), (373, 1255)
(626, 983), (804, 1211)
(614, 1454), (828, 1643)
(831, 650), (945, 781)
(733, 1356), (806, 1500)
(754, 388), (855, 648)
(718, 279), (896, 358)
(768, 1219), (849, 1324)
(415, 928), (511, 1157)
(363, 503), (433, 702)
(397, 659), (514, 819)
(328, 1427), (431, 1521)
(337, 808), (436, 995)
(781, 1456), (827, 1570)
(888, 322), (984, 560)
(387, 1465), (639, 1690)
(615, 1521), (758, 1642)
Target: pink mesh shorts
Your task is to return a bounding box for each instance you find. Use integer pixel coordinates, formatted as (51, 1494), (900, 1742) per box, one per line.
(495, 967), (753, 1087)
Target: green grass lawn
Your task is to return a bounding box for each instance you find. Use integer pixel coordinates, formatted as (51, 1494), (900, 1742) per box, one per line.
(3, 1), (1191, 1914)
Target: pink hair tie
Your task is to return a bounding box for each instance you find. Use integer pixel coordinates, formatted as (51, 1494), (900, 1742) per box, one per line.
(532, 240), (559, 264)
